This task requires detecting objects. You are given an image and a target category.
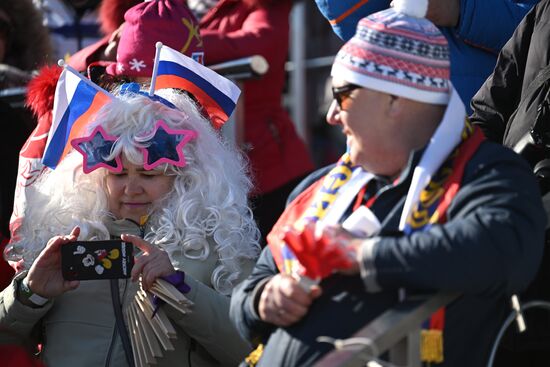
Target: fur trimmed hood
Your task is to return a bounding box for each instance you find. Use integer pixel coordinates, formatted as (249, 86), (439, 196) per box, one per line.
(99, 0), (141, 34)
(0, 0), (53, 70)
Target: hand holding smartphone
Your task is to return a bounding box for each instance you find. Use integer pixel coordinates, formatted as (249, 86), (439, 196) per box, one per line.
(61, 240), (134, 281)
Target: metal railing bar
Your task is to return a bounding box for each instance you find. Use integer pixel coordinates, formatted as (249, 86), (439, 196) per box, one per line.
(314, 292), (460, 367)
(286, 55), (336, 72)
(209, 55), (269, 80)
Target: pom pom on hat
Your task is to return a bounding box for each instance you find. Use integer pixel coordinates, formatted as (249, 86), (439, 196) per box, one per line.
(392, 0), (429, 18)
(26, 65), (63, 119)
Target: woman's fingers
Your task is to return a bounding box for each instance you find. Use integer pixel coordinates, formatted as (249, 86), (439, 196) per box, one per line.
(64, 280), (80, 291)
(68, 226), (80, 240)
(122, 234), (175, 288)
(143, 268), (158, 291)
(45, 228), (81, 252)
(122, 234), (153, 253)
(39, 235), (67, 259)
(131, 255), (146, 282)
(130, 249), (175, 289)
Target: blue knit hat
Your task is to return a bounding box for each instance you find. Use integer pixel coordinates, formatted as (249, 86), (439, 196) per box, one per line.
(315, 0), (388, 40)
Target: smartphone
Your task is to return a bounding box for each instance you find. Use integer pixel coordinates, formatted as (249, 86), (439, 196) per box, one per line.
(61, 240), (134, 281)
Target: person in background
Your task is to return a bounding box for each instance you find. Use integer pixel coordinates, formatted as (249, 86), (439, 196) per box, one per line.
(470, 0), (550, 145)
(0, 0), (53, 290)
(188, 0), (314, 245)
(0, 0), (53, 88)
(470, 1), (550, 365)
(33, 0), (102, 60)
(67, 0), (141, 71)
(230, 1), (546, 366)
(314, 0), (539, 114)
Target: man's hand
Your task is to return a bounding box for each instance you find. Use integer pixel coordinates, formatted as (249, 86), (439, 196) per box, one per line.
(320, 225), (365, 275)
(426, 0), (460, 27)
(258, 274), (321, 327)
(25, 227), (81, 299)
(123, 234), (176, 290)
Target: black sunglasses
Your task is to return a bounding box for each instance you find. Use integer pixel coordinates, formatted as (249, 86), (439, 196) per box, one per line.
(332, 84), (362, 109)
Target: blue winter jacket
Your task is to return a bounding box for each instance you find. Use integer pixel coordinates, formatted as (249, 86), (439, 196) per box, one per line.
(315, 0), (538, 113)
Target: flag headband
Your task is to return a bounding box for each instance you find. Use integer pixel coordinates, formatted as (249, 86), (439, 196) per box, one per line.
(44, 41), (235, 172)
(71, 119), (198, 174)
(120, 82), (177, 110)
(42, 61), (115, 170)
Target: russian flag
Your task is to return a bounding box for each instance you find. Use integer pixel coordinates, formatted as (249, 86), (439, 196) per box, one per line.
(42, 68), (112, 169)
(154, 45), (240, 129)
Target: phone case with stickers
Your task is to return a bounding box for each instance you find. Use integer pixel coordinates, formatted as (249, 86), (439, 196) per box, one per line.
(61, 240), (134, 281)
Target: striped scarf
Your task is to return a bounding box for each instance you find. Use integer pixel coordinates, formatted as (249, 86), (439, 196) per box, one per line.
(267, 152), (373, 276)
(402, 121), (485, 364)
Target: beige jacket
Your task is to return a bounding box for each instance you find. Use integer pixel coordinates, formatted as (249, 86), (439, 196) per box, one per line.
(0, 219), (254, 366)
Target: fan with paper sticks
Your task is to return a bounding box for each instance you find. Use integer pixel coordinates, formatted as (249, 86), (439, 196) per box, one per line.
(124, 278), (193, 367)
(282, 223), (354, 283)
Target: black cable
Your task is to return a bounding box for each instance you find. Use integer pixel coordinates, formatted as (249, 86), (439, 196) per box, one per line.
(110, 279), (135, 367)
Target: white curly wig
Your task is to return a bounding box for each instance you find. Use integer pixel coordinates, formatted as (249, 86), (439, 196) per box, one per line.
(8, 88), (260, 295)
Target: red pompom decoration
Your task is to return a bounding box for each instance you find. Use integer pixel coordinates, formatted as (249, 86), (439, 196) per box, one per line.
(282, 223), (353, 280)
(25, 65), (63, 119)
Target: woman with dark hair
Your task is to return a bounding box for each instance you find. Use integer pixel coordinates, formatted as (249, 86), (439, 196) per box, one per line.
(67, 0), (141, 71)
(32, 0), (102, 60)
(189, 0), (314, 244)
(0, 0), (53, 88)
(0, 0), (53, 290)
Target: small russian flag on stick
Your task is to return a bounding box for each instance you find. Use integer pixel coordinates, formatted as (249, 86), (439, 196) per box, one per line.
(151, 43), (241, 129)
(42, 61), (114, 169)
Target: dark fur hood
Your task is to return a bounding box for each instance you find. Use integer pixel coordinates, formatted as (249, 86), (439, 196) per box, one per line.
(0, 0), (53, 71)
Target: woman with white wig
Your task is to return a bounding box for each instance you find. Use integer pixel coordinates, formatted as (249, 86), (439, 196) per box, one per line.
(0, 85), (261, 367)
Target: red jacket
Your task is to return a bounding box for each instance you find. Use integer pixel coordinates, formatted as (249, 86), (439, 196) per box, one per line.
(0, 346), (45, 367)
(200, 0), (313, 194)
(0, 235), (14, 290)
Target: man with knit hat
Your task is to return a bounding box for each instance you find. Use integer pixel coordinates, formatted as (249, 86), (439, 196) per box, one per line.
(230, 1), (546, 366)
(314, 0), (537, 115)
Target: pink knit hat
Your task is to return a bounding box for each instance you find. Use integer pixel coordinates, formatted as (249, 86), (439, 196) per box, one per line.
(106, 0), (204, 77)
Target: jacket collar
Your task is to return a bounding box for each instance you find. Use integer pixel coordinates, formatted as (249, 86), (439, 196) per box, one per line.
(103, 216), (144, 238)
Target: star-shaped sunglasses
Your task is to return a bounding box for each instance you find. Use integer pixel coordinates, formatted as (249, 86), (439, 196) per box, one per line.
(71, 120), (198, 174)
